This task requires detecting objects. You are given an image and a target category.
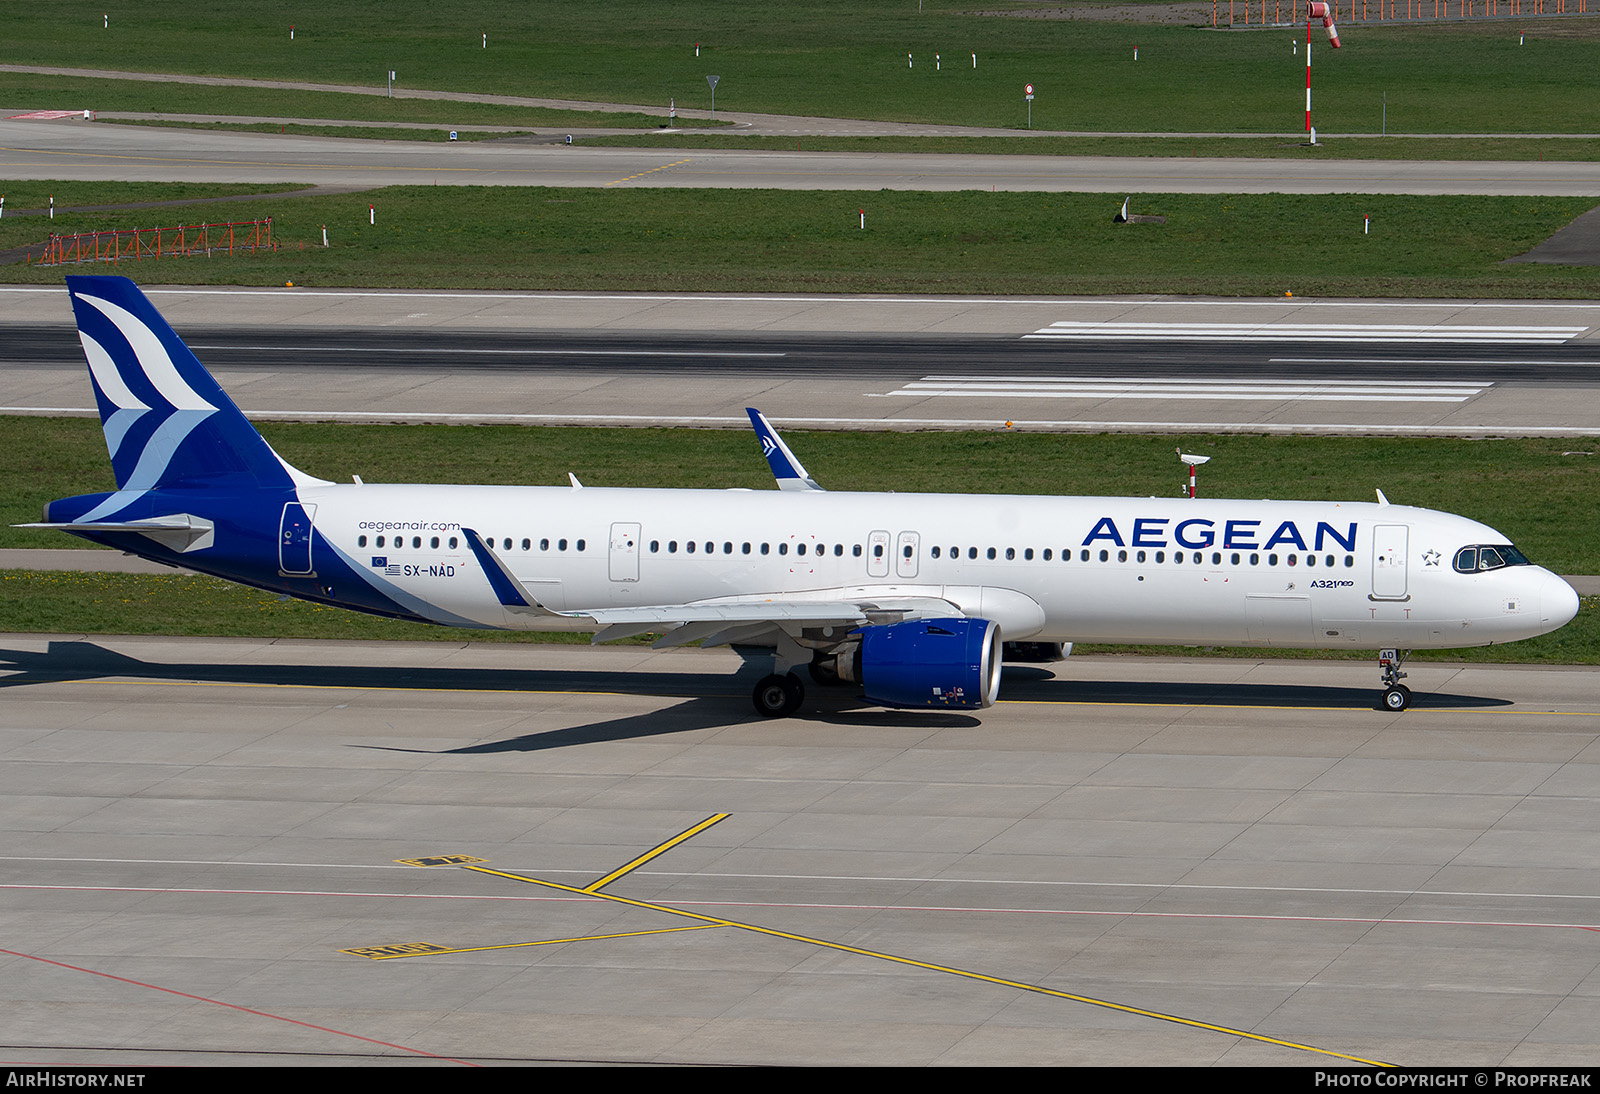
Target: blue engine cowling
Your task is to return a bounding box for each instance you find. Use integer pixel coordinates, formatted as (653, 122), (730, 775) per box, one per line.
(857, 617), (1002, 710)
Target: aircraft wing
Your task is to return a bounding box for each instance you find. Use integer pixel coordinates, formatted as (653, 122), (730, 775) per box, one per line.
(579, 595), (962, 649)
(464, 527), (961, 648)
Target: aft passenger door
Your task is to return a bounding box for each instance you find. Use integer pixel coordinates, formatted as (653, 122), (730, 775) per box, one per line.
(279, 502), (316, 576)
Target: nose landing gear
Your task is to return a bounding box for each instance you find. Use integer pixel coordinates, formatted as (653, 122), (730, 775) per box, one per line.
(1378, 648), (1412, 711)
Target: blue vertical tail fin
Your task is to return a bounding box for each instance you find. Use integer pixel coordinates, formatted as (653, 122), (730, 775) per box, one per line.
(65, 275), (322, 496)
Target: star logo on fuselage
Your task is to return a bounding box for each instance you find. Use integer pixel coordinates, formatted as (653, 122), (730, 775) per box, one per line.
(1423, 548), (1441, 567)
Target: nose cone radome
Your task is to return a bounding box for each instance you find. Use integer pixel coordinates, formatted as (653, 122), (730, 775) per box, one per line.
(1542, 573), (1580, 630)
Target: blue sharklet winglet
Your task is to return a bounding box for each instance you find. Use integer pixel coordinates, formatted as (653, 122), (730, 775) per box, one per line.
(462, 528), (562, 617)
(747, 408), (823, 492)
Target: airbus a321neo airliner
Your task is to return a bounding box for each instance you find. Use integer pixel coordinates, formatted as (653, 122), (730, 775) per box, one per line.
(27, 277), (1579, 717)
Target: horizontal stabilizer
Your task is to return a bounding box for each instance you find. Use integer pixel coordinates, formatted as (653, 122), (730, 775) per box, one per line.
(18, 514), (215, 553)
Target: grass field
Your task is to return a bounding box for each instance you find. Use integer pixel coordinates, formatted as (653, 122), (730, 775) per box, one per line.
(9, 416), (1596, 572)
(4, 3), (1597, 134)
(5, 183), (1596, 298)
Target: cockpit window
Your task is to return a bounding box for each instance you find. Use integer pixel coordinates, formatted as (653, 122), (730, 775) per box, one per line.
(1454, 543), (1531, 573)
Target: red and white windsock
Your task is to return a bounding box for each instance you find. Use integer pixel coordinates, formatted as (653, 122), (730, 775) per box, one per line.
(1308, 1), (1341, 48)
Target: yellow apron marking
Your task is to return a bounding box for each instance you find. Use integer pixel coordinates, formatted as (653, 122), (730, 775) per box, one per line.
(396, 854), (485, 867)
(350, 924), (721, 959)
(341, 942), (454, 958)
(585, 813), (729, 893)
(460, 860), (1396, 1068)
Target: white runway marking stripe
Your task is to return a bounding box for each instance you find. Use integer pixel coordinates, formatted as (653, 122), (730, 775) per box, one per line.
(890, 376), (1492, 403)
(1027, 321), (1587, 344)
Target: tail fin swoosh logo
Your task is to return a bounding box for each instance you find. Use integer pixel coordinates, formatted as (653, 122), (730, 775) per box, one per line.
(74, 292), (216, 412)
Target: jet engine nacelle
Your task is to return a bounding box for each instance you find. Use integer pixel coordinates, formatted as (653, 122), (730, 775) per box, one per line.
(849, 617), (1002, 709)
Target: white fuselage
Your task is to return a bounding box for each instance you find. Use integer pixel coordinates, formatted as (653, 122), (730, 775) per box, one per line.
(305, 483), (1575, 650)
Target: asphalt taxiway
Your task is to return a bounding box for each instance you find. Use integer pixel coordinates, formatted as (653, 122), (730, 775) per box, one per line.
(3, 633), (1599, 1066)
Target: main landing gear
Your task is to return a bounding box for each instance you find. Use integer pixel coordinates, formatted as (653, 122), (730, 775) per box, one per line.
(753, 673), (805, 718)
(1378, 648), (1412, 712)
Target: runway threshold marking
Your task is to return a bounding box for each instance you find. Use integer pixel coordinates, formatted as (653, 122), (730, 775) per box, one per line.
(584, 812), (730, 893)
(451, 837), (1394, 1067)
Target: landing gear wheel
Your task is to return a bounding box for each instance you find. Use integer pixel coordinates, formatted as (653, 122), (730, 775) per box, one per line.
(753, 673), (805, 718)
(1382, 685), (1411, 712)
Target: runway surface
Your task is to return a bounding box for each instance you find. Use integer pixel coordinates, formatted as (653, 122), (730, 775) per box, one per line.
(6, 286), (1600, 436)
(3, 633), (1598, 1066)
(6, 116), (1600, 195)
